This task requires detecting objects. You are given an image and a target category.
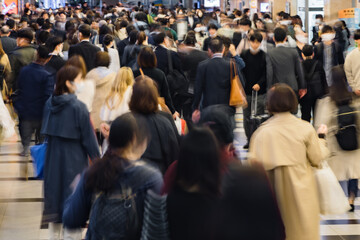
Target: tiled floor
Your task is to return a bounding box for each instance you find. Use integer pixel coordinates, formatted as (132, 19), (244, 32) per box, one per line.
(0, 109), (358, 239)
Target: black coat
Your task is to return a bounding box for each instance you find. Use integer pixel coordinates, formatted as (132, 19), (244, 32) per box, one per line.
(133, 67), (176, 114)
(68, 41), (101, 72)
(193, 57), (232, 110)
(0, 36), (17, 55)
(178, 48), (209, 84)
(154, 45), (182, 76)
(314, 42), (344, 68)
(46, 55), (66, 73)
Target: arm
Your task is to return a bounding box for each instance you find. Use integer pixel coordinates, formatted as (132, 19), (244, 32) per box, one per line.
(257, 54), (267, 88)
(68, 46), (75, 59)
(62, 173), (93, 228)
(232, 54), (245, 70)
(306, 128), (330, 168)
(79, 106), (100, 160)
(344, 55), (356, 91)
(294, 52), (306, 89)
(161, 73), (176, 114)
(266, 54), (273, 90)
(192, 62), (205, 110)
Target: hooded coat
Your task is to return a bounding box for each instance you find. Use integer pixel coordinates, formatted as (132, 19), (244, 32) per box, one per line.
(41, 94), (100, 223)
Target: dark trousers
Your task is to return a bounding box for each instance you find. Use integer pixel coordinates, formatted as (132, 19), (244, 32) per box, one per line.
(300, 96), (317, 122)
(348, 179), (359, 198)
(18, 118), (43, 152)
(243, 94), (266, 141)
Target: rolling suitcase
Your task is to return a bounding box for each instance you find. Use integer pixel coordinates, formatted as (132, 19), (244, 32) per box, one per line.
(248, 91), (271, 140)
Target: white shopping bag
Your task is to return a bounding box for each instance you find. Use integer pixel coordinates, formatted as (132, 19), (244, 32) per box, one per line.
(314, 162), (351, 215)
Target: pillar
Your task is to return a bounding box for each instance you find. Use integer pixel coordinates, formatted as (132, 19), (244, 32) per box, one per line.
(271, 0), (287, 19)
(323, 0), (352, 22)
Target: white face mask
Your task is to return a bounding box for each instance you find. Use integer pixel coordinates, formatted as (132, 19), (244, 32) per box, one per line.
(296, 34), (308, 44)
(280, 20), (292, 26)
(315, 19), (322, 25)
(250, 46), (260, 54)
(268, 33), (274, 39)
(74, 81), (85, 94)
(321, 33), (335, 42)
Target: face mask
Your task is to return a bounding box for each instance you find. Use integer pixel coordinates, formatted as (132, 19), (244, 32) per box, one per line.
(321, 33), (335, 42)
(74, 81), (85, 94)
(280, 20), (292, 26)
(179, 11), (183, 15)
(209, 33), (217, 38)
(315, 19), (321, 25)
(250, 46), (260, 54)
(167, 11), (171, 16)
(296, 34), (308, 44)
(268, 33), (274, 39)
(198, 12), (203, 18)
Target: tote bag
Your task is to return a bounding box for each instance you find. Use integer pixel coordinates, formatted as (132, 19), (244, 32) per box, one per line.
(314, 162), (351, 215)
(30, 142), (47, 179)
(229, 61), (247, 108)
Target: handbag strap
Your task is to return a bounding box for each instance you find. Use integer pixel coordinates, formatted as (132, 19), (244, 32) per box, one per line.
(139, 68), (145, 78)
(230, 60), (237, 81)
(167, 49), (174, 73)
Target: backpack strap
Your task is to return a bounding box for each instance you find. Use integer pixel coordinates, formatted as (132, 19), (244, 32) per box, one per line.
(304, 61), (318, 80)
(167, 49), (173, 73)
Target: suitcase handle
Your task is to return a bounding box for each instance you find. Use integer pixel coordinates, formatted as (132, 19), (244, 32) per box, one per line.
(251, 90), (258, 118)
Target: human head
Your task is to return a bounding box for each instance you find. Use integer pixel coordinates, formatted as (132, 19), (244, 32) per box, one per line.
(46, 36), (63, 53)
(54, 65), (82, 95)
(273, 27), (287, 43)
(301, 44), (314, 59)
(208, 37), (224, 55)
(66, 55), (87, 78)
(35, 44), (51, 64)
(126, 24), (136, 36)
(129, 76), (159, 114)
(107, 67), (134, 103)
(315, 14), (323, 24)
(78, 23), (91, 40)
(183, 31), (197, 46)
(153, 31), (167, 46)
(103, 34), (114, 51)
(137, 46), (157, 68)
(176, 127), (221, 196)
(95, 51), (110, 68)
(37, 30), (51, 45)
(239, 18), (251, 32)
(136, 31), (147, 45)
(208, 23), (218, 37)
(1, 25), (10, 36)
(129, 29), (139, 44)
(249, 31), (263, 52)
(267, 83), (298, 114)
(354, 29), (360, 47)
(16, 27), (34, 46)
(6, 19), (15, 30)
(321, 25), (335, 44)
(243, 8), (250, 17)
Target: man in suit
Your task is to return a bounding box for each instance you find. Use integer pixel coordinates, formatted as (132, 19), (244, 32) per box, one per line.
(69, 24), (100, 72)
(267, 27), (306, 99)
(117, 24), (135, 60)
(311, 14), (323, 45)
(0, 25), (17, 54)
(192, 37), (233, 121)
(153, 31), (182, 76)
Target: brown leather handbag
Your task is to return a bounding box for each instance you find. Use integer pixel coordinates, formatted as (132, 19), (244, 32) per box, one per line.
(229, 61), (247, 108)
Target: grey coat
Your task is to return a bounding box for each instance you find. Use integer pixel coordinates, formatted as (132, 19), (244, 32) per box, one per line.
(266, 46), (305, 92)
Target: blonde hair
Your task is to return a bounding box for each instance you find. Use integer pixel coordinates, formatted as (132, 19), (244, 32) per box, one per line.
(105, 67), (135, 110)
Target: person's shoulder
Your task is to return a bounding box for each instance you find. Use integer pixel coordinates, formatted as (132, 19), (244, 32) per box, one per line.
(130, 160), (162, 180)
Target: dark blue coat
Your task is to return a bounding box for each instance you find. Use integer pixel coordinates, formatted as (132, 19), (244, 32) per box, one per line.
(41, 94), (100, 223)
(13, 63), (54, 120)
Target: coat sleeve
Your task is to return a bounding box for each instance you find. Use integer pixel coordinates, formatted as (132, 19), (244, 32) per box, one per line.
(68, 46), (75, 59)
(344, 54), (356, 91)
(192, 62), (205, 110)
(79, 105), (100, 160)
(160, 73), (176, 114)
(232, 54), (245, 70)
(266, 54), (273, 90)
(63, 173), (93, 229)
(306, 128), (330, 168)
(294, 51), (306, 89)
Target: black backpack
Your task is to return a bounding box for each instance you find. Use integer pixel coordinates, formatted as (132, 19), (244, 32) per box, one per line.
(166, 50), (189, 97)
(303, 61), (323, 98)
(335, 105), (358, 151)
(87, 184), (140, 240)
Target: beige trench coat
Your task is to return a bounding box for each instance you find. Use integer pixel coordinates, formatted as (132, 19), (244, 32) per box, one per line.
(249, 112), (329, 240)
(315, 96), (360, 181)
(86, 68), (116, 130)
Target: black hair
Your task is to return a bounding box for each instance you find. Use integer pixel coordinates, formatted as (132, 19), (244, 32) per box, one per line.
(239, 18), (251, 27)
(315, 14), (323, 19)
(78, 23), (91, 38)
(45, 36), (63, 52)
(176, 127), (221, 196)
(274, 27), (287, 42)
(37, 30), (51, 45)
(302, 44), (314, 57)
(249, 31), (263, 42)
(208, 23), (218, 31)
(321, 25), (333, 34)
(85, 112), (150, 193)
(6, 19), (15, 29)
(354, 29), (360, 40)
(126, 24), (136, 35)
(37, 44), (51, 59)
(37, 17), (45, 27)
(263, 13), (271, 19)
(135, 12), (147, 22)
(17, 28), (34, 42)
(153, 31), (166, 45)
(120, 20), (128, 28)
(209, 37), (223, 53)
(129, 30), (139, 44)
(184, 31), (197, 46)
(330, 65), (352, 106)
(103, 34), (114, 52)
(243, 8), (250, 14)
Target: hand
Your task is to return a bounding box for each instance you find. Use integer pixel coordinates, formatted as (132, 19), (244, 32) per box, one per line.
(252, 84), (260, 91)
(100, 122), (110, 139)
(317, 124), (328, 135)
(172, 111), (180, 120)
(192, 110), (201, 123)
(299, 89), (307, 99)
(354, 90), (360, 96)
(229, 44), (237, 57)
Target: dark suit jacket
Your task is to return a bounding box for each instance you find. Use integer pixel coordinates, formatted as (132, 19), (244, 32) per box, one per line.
(267, 46), (305, 92)
(0, 36), (17, 55)
(178, 48), (209, 85)
(155, 45), (182, 76)
(314, 42), (344, 69)
(68, 41), (101, 72)
(192, 57), (232, 110)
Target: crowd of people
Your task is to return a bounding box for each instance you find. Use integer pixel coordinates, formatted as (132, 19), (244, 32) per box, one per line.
(0, 2), (359, 240)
